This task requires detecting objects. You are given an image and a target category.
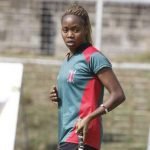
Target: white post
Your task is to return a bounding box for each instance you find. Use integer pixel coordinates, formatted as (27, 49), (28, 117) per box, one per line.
(95, 0), (103, 49)
(0, 63), (23, 150)
(147, 126), (150, 150)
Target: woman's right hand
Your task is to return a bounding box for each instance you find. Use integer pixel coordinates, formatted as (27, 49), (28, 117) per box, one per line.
(49, 86), (59, 104)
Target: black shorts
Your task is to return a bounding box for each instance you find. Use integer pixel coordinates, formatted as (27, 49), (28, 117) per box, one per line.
(58, 142), (98, 150)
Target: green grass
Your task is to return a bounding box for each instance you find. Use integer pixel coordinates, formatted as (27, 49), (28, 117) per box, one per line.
(111, 51), (150, 63)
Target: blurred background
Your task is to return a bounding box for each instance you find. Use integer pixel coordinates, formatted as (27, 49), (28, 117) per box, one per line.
(0, 0), (150, 150)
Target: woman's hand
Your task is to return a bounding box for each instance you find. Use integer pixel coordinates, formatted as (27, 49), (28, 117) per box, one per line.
(76, 116), (91, 141)
(49, 86), (59, 104)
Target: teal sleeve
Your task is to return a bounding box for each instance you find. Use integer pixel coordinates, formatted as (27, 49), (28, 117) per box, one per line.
(89, 52), (112, 74)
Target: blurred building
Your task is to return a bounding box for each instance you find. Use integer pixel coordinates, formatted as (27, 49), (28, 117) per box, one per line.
(0, 0), (150, 55)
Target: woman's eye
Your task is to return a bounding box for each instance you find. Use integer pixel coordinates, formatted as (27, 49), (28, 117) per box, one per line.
(73, 28), (80, 33)
(62, 28), (68, 33)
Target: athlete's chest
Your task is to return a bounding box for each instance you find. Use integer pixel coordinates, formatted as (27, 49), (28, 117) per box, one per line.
(57, 55), (93, 85)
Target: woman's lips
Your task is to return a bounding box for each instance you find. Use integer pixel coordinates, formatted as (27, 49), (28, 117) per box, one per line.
(66, 41), (75, 46)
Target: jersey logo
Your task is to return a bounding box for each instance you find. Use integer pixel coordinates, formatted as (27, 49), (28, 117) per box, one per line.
(67, 70), (76, 83)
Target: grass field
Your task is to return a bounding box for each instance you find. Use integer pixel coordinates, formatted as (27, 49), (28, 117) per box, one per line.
(14, 62), (150, 150)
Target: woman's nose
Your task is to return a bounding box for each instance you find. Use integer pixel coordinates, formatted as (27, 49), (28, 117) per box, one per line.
(67, 31), (74, 38)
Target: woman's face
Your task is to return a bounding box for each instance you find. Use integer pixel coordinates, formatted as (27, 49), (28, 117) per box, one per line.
(61, 15), (87, 52)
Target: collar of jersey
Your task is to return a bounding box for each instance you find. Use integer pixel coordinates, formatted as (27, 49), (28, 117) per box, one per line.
(66, 43), (91, 61)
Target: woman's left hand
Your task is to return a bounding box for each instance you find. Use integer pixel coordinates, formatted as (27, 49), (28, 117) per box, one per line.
(76, 116), (91, 141)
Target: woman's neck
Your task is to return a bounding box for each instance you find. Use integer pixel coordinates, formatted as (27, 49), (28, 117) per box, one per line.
(69, 42), (91, 54)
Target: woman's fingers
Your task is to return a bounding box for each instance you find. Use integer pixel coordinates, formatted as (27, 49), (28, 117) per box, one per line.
(49, 86), (59, 102)
(50, 94), (58, 102)
(83, 125), (88, 141)
(75, 117), (89, 141)
(76, 118), (82, 133)
(50, 93), (57, 98)
(50, 97), (58, 102)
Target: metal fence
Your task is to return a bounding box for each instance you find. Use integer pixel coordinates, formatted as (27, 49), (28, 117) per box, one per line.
(0, 0), (150, 56)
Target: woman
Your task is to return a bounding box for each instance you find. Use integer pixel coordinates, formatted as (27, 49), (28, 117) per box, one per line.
(50, 4), (126, 150)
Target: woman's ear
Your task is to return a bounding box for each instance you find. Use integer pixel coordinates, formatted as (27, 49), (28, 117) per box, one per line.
(84, 25), (88, 34)
(83, 26), (88, 41)
(84, 26), (88, 42)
